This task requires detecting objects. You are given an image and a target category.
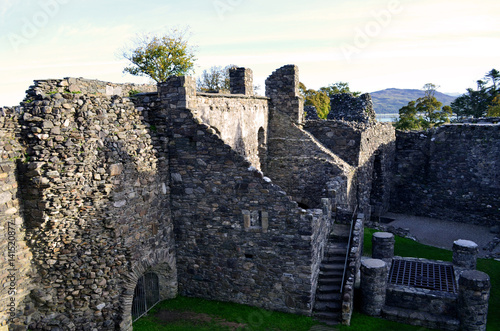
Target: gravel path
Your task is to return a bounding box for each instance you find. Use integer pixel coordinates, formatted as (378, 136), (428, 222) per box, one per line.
(382, 212), (499, 258)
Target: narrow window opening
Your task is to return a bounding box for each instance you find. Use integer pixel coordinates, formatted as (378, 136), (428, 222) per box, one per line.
(297, 202), (310, 209)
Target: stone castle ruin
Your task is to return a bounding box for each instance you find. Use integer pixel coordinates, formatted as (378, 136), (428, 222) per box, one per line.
(0, 65), (498, 330)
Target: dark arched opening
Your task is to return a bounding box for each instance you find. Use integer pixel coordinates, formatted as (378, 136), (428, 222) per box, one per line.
(132, 272), (160, 321)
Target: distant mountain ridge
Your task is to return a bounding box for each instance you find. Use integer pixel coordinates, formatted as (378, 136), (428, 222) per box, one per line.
(370, 88), (458, 114)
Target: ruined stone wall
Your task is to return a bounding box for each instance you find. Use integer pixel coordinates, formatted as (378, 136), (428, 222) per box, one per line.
(304, 120), (395, 216)
(392, 124), (500, 226)
(304, 121), (364, 167)
(12, 89), (175, 330)
(26, 78), (156, 101)
(0, 108), (33, 329)
(328, 93), (376, 124)
(265, 66), (356, 210)
(357, 124), (396, 217)
(162, 76), (331, 315)
(196, 93), (269, 170)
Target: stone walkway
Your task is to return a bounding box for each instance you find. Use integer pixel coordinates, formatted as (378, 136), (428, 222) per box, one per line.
(381, 212), (499, 258)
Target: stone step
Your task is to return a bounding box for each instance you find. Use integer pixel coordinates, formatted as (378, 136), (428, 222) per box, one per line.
(313, 311), (341, 326)
(330, 224), (351, 241)
(320, 263), (344, 271)
(325, 242), (348, 255)
(317, 284), (341, 293)
(382, 305), (460, 331)
(318, 277), (342, 285)
(323, 255), (345, 263)
(313, 300), (341, 311)
(315, 293), (341, 302)
(319, 270), (343, 278)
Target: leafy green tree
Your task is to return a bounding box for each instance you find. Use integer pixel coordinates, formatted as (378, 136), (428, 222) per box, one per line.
(485, 69), (500, 92)
(319, 82), (361, 97)
(487, 95), (500, 117)
(299, 83), (330, 119)
(451, 88), (490, 119)
(423, 83), (439, 99)
(123, 28), (196, 83)
(394, 100), (421, 130)
(299, 81), (361, 119)
(395, 84), (452, 130)
(197, 65), (237, 92)
(451, 68), (500, 119)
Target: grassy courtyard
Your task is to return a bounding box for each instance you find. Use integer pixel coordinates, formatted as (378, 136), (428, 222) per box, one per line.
(133, 228), (499, 330)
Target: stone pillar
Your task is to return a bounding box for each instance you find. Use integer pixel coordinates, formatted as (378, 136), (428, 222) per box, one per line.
(360, 258), (387, 316)
(265, 65), (304, 123)
(458, 270), (490, 331)
(372, 232), (394, 261)
(453, 239), (478, 270)
(229, 67), (254, 96)
(158, 75), (197, 110)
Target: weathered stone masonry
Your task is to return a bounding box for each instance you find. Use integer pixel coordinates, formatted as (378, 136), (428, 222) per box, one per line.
(3, 82), (177, 330)
(160, 75), (332, 315)
(392, 124), (500, 226)
(0, 107), (33, 330)
(265, 66), (357, 210)
(0, 68), (340, 330)
(1, 64), (497, 330)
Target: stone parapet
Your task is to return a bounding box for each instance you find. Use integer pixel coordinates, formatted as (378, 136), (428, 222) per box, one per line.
(25, 78), (156, 100)
(266, 65), (303, 123)
(229, 67), (254, 96)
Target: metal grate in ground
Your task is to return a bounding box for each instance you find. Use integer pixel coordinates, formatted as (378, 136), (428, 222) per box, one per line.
(388, 259), (457, 293)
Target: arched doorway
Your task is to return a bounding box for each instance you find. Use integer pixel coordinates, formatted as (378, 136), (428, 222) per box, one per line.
(132, 272), (160, 321)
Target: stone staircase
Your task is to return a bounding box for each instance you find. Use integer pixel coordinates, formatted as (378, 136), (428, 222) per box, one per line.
(313, 223), (351, 326)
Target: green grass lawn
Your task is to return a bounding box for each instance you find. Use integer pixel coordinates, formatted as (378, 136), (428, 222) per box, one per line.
(133, 228), (499, 330)
(133, 296), (324, 330)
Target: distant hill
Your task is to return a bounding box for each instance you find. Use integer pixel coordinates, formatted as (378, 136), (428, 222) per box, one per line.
(370, 88), (458, 114)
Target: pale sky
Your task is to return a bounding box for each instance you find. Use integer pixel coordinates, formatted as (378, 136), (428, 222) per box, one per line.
(1, 0), (499, 106)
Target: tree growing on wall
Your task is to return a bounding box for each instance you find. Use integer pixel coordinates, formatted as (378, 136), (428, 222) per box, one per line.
(394, 84), (452, 131)
(123, 28), (197, 83)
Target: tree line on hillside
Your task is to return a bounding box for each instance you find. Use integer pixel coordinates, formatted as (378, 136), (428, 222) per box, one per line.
(394, 69), (500, 131)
